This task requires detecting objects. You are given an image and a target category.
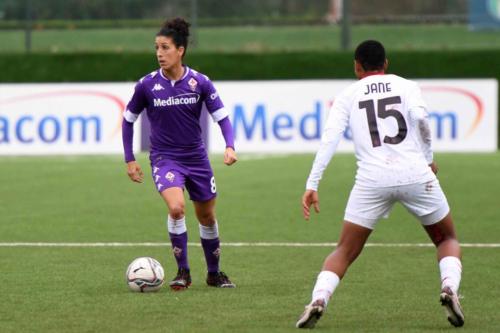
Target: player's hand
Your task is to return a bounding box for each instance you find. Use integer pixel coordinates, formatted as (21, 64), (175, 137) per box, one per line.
(126, 161), (144, 183)
(429, 161), (438, 175)
(224, 147), (238, 166)
(302, 189), (320, 221)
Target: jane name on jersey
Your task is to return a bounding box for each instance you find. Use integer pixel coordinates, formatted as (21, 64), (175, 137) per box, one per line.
(364, 82), (392, 95)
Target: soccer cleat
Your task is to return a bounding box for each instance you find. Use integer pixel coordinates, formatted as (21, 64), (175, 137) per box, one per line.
(206, 271), (236, 288)
(169, 268), (191, 290)
(296, 299), (325, 329)
(440, 287), (464, 327)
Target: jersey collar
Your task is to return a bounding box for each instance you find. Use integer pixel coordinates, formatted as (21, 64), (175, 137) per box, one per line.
(360, 71), (385, 79)
(159, 65), (191, 86)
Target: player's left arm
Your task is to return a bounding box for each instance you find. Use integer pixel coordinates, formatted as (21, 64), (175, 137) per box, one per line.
(218, 116), (237, 166)
(202, 77), (237, 166)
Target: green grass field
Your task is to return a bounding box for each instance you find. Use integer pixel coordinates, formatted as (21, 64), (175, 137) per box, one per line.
(1, 153), (499, 332)
(2, 24), (500, 53)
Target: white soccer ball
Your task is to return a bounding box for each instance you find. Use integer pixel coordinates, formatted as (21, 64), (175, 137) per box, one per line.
(126, 257), (165, 292)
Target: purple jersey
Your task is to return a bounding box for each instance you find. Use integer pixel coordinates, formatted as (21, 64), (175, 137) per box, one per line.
(124, 66), (227, 160)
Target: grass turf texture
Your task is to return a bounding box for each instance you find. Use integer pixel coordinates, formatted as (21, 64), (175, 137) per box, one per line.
(0, 153), (499, 332)
(2, 24), (500, 53)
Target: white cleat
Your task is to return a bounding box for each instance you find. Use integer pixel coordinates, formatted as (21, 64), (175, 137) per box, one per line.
(440, 287), (464, 327)
(296, 299), (325, 329)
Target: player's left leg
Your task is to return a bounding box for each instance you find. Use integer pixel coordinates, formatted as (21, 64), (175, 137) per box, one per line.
(193, 198), (235, 288)
(185, 159), (235, 288)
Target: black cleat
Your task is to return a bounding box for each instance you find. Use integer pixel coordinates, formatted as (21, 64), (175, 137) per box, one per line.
(206, 271), (235, 288)
(440, 287), (465, 327)
(169, 268), (191, 291)
(296, 299), (325, 329)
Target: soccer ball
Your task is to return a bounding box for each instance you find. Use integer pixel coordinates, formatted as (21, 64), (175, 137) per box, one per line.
(126, 257), (165, 292)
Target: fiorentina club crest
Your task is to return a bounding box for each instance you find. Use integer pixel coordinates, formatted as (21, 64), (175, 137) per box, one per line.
(165, 171), (175, 183)
(212, 248), (221, 258)
(188, 78), (198, 91)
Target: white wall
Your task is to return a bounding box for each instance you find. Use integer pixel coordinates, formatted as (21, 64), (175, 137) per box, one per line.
(0, 83), (140, 155)
(1, 80), (497, 155)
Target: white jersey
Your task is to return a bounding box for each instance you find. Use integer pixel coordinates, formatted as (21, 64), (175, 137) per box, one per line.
(307, 74), (436, 190)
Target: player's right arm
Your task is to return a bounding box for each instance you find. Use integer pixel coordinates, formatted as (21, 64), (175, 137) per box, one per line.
(407, 82), (437, 174)
(303, 93), (350, 220)
(123, 80), (147, 183)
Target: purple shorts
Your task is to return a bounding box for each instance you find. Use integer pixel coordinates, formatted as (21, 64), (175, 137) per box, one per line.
(151, 157), (217, 202)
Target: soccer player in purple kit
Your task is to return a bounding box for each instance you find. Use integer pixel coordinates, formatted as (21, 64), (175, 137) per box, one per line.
(122, 17), (237, 290)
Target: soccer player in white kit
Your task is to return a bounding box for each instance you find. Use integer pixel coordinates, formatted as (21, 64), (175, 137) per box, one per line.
(296, 40), (464, 329)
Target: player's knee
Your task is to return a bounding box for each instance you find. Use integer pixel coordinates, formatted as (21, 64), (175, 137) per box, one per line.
(197, 212), (216, 226)
(426, 223), (457, 246)
(169, 204), (185, 220)
(434, 234), (458, 248)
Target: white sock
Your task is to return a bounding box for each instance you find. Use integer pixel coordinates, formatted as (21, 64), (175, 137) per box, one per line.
(311, 271), (340, 307)
(439, 256), (462, 294)
(167, 215), (187, 234)
(199, 221), (219, 239)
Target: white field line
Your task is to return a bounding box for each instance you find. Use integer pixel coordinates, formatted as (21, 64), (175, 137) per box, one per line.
(0, 242), (499, 248)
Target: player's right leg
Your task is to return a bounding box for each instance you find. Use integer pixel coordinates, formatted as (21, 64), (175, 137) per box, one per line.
(423, 213), (464, 327)
(401, 180), (464, 327)
(296, 221), (372, 329)
(160, 187), (192, 290)
(152, 160), (192, 291)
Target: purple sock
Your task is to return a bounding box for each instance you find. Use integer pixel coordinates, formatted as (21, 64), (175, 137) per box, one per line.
(169, 232), (189, 270)
(201, 237), (220, 273)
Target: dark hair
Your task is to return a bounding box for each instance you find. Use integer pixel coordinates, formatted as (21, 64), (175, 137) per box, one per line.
(354, 40), (386, 71)
(157, 17), (190, 57)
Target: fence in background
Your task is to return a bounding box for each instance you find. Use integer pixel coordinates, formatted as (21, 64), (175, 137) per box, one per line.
(0, 0), (483, 53)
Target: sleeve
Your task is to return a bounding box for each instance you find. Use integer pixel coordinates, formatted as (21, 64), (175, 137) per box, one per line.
(122, 81), (147, 163)
(416, 118), (433, 164)
(217, 117), (235, 150)
(122, 120), (135, 162)
(202, 77), (229, 123)
(123, 81), (147, 123)
(306, 94), (350, 191)
(407, 82), (433, 164)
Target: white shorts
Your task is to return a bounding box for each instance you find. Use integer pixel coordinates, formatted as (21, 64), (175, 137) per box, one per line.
(344, 179), (450, 230)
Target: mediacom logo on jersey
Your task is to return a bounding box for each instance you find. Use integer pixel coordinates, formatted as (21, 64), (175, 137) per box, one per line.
(153, 93), (200, 107)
